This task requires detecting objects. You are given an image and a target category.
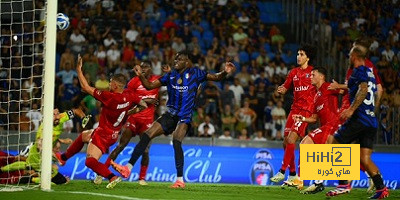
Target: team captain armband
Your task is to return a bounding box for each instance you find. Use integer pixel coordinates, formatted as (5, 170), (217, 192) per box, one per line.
(66, 109), (75, 119)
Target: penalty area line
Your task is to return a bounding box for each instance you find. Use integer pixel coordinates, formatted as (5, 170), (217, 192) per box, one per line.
(59, 190), (149, 200)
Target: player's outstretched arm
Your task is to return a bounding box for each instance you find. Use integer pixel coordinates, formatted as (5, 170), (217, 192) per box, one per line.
(134, 65), (162, 89)
(328, 79), (347, 90)
(207, 62), (236, 81)
(76, 55), (95, 96)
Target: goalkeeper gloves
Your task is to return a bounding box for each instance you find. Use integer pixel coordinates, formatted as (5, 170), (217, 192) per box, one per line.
(81, 115), (92, 128)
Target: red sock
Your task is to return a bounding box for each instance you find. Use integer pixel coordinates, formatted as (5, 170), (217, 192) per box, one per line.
(360, 163), (365, 172)
(105, 157), (111, 168)
(139, 165), (148, 180)
(289, 152), (296, 173)
(281, 143), (295, 171)
(86, 157), (114, 180)
(64, 133), (84, 160)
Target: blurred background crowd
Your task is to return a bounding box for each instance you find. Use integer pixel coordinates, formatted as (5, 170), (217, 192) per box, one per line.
(1, 0), (399, 145)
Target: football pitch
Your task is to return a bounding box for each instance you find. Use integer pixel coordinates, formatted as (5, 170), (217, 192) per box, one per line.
(1, 180), (399, 200)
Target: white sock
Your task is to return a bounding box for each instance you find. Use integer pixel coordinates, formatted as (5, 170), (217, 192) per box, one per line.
(127, 163), (133, 170)
(177, 177), (183, 182)
(314, 180), (323, 184)
(364, 171), (370, 178)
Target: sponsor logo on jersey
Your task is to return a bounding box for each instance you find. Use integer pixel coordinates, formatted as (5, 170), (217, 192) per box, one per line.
(137, 84), (146, 90)
(172, 84), (188, 92)
(293, 75), (299, 81)
(294, 85), (309, 91)
(306, 73), (310, 78)
(116, 102), (130, 109)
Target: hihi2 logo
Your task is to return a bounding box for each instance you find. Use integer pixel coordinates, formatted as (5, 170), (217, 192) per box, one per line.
(300, 144), (360, 180)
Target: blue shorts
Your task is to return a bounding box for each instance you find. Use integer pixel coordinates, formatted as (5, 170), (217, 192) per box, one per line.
(334, 119), (376, 149)
(156, 112), (191, 135)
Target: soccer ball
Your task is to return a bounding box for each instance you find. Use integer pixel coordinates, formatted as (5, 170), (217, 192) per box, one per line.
(57, 13), (70, 30)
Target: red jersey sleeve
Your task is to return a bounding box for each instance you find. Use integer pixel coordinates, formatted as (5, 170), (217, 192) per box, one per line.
(282, 69), (295, 89)
(365, 59), (382, 85)
(127, 91), (141, 105)
(93, 89), (113, 106)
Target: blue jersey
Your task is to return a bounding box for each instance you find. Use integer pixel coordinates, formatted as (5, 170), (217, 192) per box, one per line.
(347, 65), (378, 128)
(159, 67), (207, 122)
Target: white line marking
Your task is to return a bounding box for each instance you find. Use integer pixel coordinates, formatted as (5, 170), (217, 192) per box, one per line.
(60, 191), (149, 200)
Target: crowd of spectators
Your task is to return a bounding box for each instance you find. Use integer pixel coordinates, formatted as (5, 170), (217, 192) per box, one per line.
(0, 0), (399, 144)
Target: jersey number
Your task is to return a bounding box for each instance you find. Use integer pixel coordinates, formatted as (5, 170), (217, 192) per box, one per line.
(363, 81), (376, 106)
(113, 111), (126, 127)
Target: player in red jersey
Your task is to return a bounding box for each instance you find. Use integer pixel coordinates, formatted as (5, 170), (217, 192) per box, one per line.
(92, 61), (160, 186)
(270, 44), (316, 189)
(292, 67), (342, 194)
(56, 55), (147, 189)
(327, 38), (383, 195)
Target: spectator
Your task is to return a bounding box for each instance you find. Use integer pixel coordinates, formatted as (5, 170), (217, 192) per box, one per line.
(382, 45), (395, 62)
(69, 29), (86, 54)
(106, 44), (121, 70)
(235, 101), (257, 135)
(219, 128), (233, 140)
(220, 84), (235, 109)
(171, 37), (186, 52)
(233, 27), (248, 48)
(253, 130), (267, 141)
(203, 81), (221, 116)
(26, 102), (42, 131)
(221, 104), (236, 134)
(380, 118), (392, 145)
(238, 128), (249, 140)
(56, 61), (77, 85)
(148, 44), (163, 62)
(229, 78), (244, 109)
(103, 33), (117, 48)
(125, 24), (139, 43)
(271, 101), (286, 140)
(95, 73), (109, 90)
(235, 66), (252, 88)
(264, 100), (274, 138)
(198, 115), (216, 137)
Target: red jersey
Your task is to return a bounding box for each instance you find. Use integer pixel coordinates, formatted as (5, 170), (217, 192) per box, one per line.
(341, 59), (381, 110)
(314, 82), (340, 126)
(93, 89), (141, 133)
(126, 75), (160, 119)
(282, 66), (316, 113)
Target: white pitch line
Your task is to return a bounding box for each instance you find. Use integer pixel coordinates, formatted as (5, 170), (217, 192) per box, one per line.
(60, 191), (150, 200)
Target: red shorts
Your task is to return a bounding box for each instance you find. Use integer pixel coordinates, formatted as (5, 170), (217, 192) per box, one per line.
(309, 125), (338, 144)
(284, 110), (312, 137)
(90, 127), (119, 154)
(124, 116), (153, 137)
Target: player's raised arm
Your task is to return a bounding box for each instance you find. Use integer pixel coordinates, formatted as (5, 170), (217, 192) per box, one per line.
(133, 65), (162, 89)
(76, 55), (95, 96)
(206, 62), (236, 81)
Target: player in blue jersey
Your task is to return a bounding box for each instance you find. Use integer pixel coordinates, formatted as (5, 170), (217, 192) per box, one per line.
(111, 51), (235, 188)
(326, 46), (389, 199)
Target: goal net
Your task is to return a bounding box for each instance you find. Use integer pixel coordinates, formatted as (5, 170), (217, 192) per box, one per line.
(0, 0), (56, 191)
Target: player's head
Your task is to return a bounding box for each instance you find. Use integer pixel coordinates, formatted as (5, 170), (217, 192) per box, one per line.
(53, 108), (61, 126)
(174, 51), (191, 71)
(353, 37), (370, 57)
(349, 46), (366, 67)
(140, 61), (152, 77)
(109, 73), (127, 92)
(311, 67), (327, 87)
(297, 44), (316, 66)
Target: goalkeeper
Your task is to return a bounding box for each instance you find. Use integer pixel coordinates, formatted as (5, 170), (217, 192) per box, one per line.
(0, 108), (90, 181)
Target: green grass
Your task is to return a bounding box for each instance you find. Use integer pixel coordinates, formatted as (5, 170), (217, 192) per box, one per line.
(1, 180), (398, 200)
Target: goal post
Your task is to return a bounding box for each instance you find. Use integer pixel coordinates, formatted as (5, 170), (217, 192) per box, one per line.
(41, 0), (58, 191)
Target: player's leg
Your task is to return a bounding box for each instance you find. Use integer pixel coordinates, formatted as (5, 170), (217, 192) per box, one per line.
(271, 111), (295, 183)
(170, 123), (189, 188)
(138, 140), (151, 185)
(85, 142), (121, 189)
(111, 120), (165, 177)
(107, 128), (134, 167)
(359, 130), (389, 199)
(57, 129), (93, 165)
